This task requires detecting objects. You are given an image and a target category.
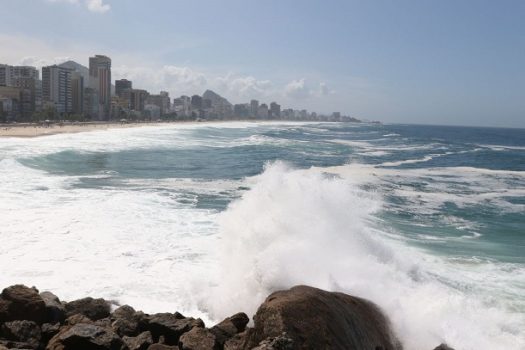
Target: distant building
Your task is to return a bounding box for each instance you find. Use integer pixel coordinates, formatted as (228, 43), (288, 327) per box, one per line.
(71, 72), (84, 115)
(257, 103), (269, 119)
(270, 102), (281, 119)
(129, 89), (148, 112)
(89, 55), (111, 118)
(234, 103), (249, 118)
(42, 65), (72, 115)
(146, 91), (170, 115)
(83, 87), (99, 119)
(115, 79), (132, 97)
(250, 99), (259, 118)
(191, 95), (203, 109)
(0, 65), (41, 119)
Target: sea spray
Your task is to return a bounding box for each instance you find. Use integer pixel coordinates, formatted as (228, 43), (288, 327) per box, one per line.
(205, 161), (524, 350)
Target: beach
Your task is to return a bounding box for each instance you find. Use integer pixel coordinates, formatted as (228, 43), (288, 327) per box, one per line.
(0, 122), (177, 138)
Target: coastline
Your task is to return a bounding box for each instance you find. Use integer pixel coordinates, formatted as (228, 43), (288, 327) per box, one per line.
(0, 121), (200, 138)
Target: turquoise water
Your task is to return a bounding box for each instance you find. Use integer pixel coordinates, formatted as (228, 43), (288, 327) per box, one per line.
(0, 122), (523, 349)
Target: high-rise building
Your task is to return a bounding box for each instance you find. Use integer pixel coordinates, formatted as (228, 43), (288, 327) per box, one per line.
(129, 89), (148, 112)
(89, 55), (111, 118)
(71, 72), (84, 115)
(258, 103), (269, 119)
(146, 91), (170, 115)
(191, 95), (203, 109)
(0, 65), (41, 118)
(0, 64), (13, 86)
(270, 102), (281, 119)
(250, 99), (259, 118)
(115, 79), (132, 97)
(42, 65), (72, 115)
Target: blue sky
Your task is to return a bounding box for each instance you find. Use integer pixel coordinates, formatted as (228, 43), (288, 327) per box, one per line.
(0, 0), (524, 127)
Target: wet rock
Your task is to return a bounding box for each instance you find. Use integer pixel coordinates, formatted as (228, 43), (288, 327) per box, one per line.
(0, 285), (46, 324)
(64, 297), (110, 321)
(0, 339), (35, 349)
(210, 312), (249, 346)
(246, 285), (402, 350)
(40, 291), (66, 324)
(46, 323), (123, 350)
(433, 344), (455, 350)
(123, 330), (153, 350)
(178, 327), (218, 350)
(0, 320), (41, 349)
(146, 313), (194, 345)
(223, 332), (249, 350)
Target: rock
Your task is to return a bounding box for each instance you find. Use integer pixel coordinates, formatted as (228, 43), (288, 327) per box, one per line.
(46, 323), (124, 350)
(252, 333), (294, 350)
(147, 344), (178, 350)
(210, 312), (249, 346)
(94, 317), (112, 329)
(178, 327), (218, 350)
(246, 285), (402, 350)
(223, 332), (249, 350)
(40, 291), (66, 324)
(146, 313), (194, 345)
(123, 331), (153, 350)
(0, 320), (41, 349)
(0, 285), (46, 324)
(111, 305), (145, 337)
(0, 339), (35, 349)
(64, 297), (110, 321)
(64, 314), (93, 326)
(41, 323), (61, 344)
(433, 344), (455, 350)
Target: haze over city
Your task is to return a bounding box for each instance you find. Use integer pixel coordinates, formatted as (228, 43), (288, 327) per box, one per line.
(1, 0), (524, 127)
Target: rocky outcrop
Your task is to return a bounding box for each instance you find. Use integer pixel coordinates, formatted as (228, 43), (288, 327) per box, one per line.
(244, 285), (402, 350)
(0, 284), (453, 350)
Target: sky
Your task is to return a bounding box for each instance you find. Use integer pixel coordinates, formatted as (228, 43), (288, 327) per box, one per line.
(0, 0), (524, 127)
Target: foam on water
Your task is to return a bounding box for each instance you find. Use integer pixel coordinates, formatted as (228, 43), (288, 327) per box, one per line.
(203, 162), (525, 350)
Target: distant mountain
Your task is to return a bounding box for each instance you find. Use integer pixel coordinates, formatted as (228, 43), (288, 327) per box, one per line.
(58, 60), (89, 79)
(203, 89), (232, 107)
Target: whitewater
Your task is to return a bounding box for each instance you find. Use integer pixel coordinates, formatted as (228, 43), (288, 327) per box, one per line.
(0, 122), (523, 350)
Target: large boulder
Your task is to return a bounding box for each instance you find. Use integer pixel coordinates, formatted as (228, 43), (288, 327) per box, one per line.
(0, 285), (46, 324)
(210, 313), (249, 346)
(40, 291), (66, 324)
(123, 330), (153, 350)
(146, 313), (195, 345)
(178, 327), (218, 350)
(433, 345), (454, 350)
(46, 323), (124, 350)
(64, 297), (110, 321)
(245, 285), (402, 350)
(0, 320), (41, 349)
(111, 305), (146, 337)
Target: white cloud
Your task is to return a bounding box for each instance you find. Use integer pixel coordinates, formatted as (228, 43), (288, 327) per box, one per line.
(85, 0), (110, 13)
(215, 74), (273, 99)
(284, 78), (312, 99)
(46, 0), (110, 13)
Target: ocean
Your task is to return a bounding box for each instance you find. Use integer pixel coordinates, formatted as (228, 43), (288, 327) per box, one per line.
(0, 122), (523, 350)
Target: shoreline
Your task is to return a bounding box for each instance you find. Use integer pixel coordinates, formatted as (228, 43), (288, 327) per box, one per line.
(0, 119), (326, 138)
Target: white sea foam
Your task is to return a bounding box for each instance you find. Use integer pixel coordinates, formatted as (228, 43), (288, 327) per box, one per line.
(202, 162), (525, 350)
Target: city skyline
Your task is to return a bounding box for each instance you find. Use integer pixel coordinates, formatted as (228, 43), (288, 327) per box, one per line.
(0, 0), (524, 127)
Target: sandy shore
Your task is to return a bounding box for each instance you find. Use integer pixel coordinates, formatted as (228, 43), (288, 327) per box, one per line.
(0, 121), (192, 138)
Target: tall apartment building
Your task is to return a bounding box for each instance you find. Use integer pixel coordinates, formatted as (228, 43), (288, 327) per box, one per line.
(0, 65), (41, 117)
(71, 72), (84, 115)
(89, 55), (111, 118)
(115, 79), (132, 97)
(250, 99), (259, 118)
(42, 65), (72, 115)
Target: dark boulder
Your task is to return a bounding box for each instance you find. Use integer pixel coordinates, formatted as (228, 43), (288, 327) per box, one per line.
(245, 285), (402, 350)
(252, 333), (294, 350)
(64, 314), (93, 326)
(210, 312), (249, 346)
(46, 323), (124, 350)
(0, 285), (46, 324)
(111, 305), (145, 337)
(40, 291), (66, 324)
(41, 323), (61, 344)
(178, 327), (218, 350)
(146, 313), (194, 345)
(64, 297), (110, 321)
(0, 320), (41, 349)
(433, 344), (454, 350)
(123, 330), (153, 350)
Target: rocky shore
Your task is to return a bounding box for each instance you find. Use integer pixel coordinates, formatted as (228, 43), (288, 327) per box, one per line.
(0, 284), (453, 350)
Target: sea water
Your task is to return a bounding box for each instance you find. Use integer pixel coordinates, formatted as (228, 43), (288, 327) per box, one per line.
(0, 122), (523, 350)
